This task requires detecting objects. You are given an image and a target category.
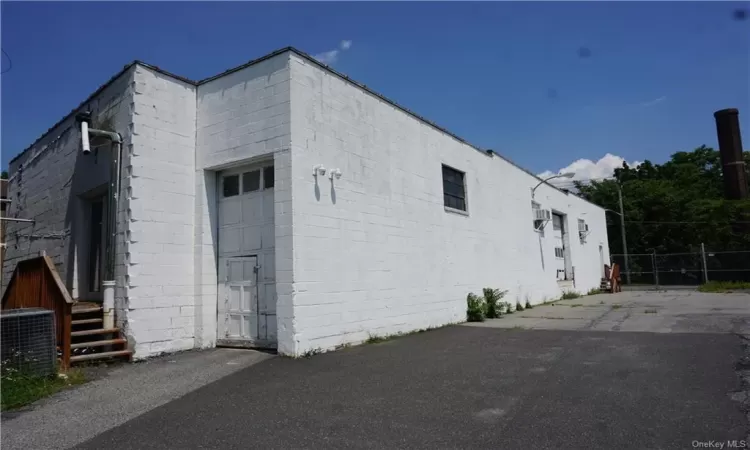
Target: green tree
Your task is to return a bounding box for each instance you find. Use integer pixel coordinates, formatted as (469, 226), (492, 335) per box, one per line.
(576, 146), (750, 256)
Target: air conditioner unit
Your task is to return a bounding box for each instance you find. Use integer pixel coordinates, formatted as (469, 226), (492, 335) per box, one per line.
(0, 308), (56, 377)
(534, 209), (551, 221)
(578, 219), (590, 243)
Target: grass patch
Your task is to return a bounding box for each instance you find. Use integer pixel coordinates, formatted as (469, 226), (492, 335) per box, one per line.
(561, 290), (582, 300)
(698, 281), (750, 293)
(644, 309), (658, 314)
(365, 335), (388, 344)
(612, 304), (622, 309)
(587, 288), (602, 295)
(300, 348), (323, 358)
(1, 369), (85, 411)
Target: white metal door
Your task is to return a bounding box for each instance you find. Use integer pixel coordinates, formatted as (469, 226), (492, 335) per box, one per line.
(217, 164), (276, 347)
(553, 214), (566, 280)
(218, 257), (258, 342)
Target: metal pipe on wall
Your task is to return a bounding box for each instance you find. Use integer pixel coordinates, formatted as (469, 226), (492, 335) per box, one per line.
(77, 112), (122, 329)
(616, 183), (631, 285)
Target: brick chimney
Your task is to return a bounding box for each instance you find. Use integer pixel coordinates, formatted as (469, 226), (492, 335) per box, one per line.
(714, 108), (748, 200)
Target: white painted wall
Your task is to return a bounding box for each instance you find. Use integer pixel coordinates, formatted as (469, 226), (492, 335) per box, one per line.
(124, 66), (197, 358)
(195, 53), (293, 353)
(4, 49), (609, 361)
(1, 67), (136, 306)
(287, 53), (610, 355)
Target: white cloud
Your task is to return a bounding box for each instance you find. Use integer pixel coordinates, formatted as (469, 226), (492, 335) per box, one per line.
(313, 50), (340, 65)
(538, 153), (642, 186)
(639, 96), (666, 108)
(313, 40), (353, 65)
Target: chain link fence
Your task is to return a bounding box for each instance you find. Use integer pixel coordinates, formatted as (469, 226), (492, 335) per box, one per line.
(611, 247), (750, 287)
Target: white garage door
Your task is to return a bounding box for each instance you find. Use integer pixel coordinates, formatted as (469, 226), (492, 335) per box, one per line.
(552, 214), (566, 281)
(217, 163), (276, 348)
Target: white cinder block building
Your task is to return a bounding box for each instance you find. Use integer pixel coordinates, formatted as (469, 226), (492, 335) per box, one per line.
(2, 47), (610, 358)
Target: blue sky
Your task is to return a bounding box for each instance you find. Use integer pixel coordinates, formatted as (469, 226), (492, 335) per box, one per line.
(2, 2), (748, 178)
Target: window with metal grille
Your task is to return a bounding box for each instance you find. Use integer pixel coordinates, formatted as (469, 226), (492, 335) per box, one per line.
(442, 165), (467, 212)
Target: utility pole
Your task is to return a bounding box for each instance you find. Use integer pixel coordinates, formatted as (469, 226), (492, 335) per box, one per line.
(701, 242), (709, 283)
(616, 183), (631, 285)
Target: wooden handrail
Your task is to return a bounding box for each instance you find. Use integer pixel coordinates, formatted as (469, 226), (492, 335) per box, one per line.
(2, 255), (74, 369)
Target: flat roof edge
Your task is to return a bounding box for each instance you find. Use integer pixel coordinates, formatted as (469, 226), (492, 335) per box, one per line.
(6, 46), (605, 212)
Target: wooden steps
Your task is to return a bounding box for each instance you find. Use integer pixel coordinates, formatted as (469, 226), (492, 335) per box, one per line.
(71, 338), (127, 349)
(70, 303), (131, 365)
(71, 350), (132, 363)
(73, 306), (103, 314)
(72, 318), (103, 326)
(71, 327), (120, 337)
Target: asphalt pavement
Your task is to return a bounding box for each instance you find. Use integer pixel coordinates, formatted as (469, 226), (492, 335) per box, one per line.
(74, 326), (747, 450)
(1, 348), (271, 450)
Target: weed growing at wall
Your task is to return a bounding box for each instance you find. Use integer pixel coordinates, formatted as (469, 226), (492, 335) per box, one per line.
(466, 293), (486, 322)
(483, 288), (507, 319)
(561, 290), (582, 300)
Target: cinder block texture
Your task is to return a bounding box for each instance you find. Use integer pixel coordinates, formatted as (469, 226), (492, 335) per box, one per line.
(286, 53), (609, 355)
(2, 49), (609, 360)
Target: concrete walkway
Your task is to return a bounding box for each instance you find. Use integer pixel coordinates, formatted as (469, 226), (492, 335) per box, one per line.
(464, 290), (750, 334)
(1, 348), (271, 450)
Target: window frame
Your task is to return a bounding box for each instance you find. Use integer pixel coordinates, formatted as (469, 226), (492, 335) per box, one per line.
(263, 166), (274, 189)
(578, 218), (588, 244)
(222, 174), (240, 198)
(532, 201), (545, 234)
(242, 170), (261, 193)
(441, 164), (468, 214)
(552, 214), (563, 231)
(221, 163), (275, 198)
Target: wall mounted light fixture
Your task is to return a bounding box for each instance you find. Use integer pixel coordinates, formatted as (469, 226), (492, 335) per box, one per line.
(312, 165), (326, 177)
